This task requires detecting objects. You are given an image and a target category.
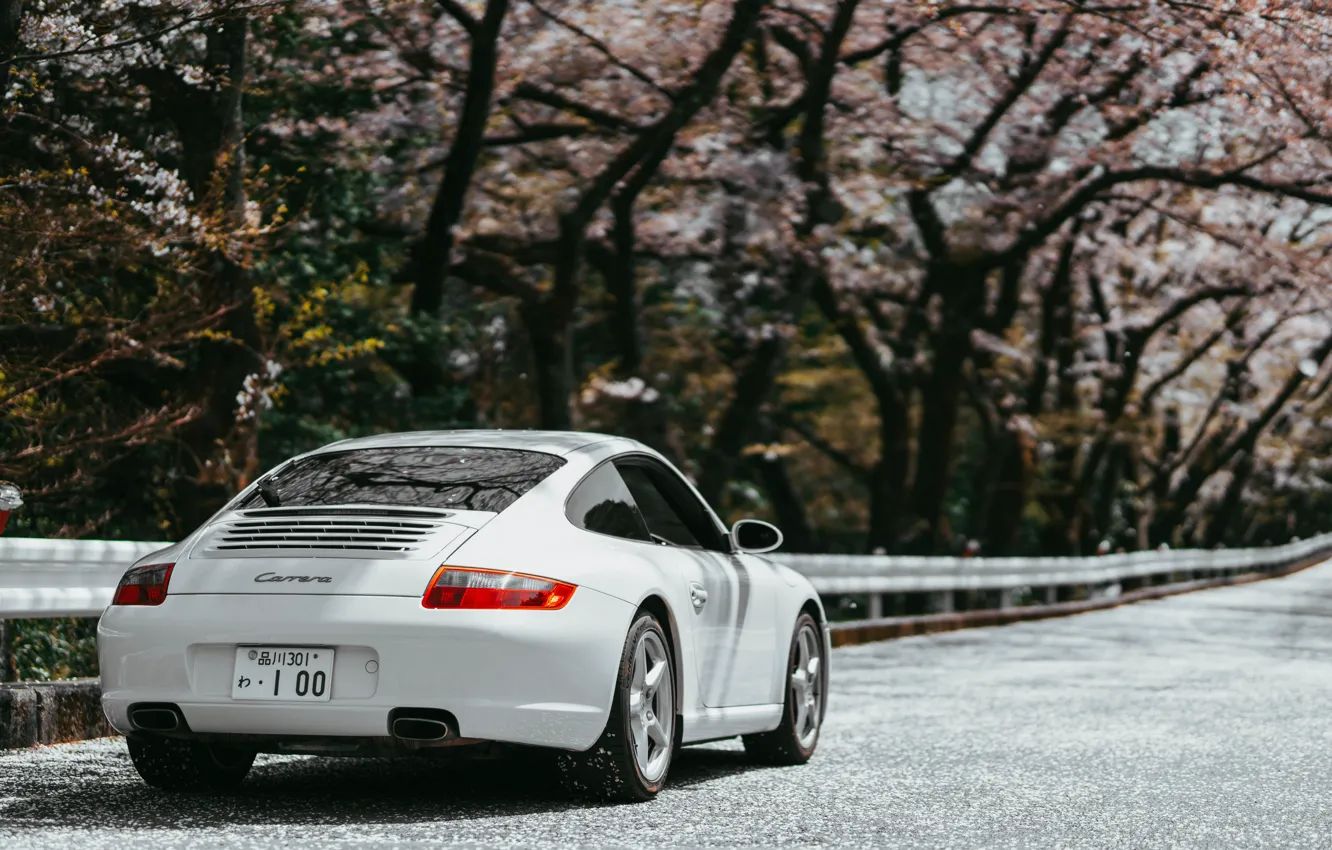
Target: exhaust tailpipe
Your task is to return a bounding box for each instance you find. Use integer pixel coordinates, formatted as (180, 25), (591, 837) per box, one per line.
(388, 708), (459, 744)
(130, 704), (184, 732)
(392, 717), (451, 742)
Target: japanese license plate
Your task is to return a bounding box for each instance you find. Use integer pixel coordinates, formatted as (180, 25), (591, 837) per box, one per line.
(232, 646), (335, 702)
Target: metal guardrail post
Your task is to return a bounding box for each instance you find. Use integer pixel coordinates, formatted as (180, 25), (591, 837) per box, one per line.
(867, 593), (884, 619)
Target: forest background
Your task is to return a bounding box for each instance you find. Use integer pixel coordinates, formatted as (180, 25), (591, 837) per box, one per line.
(6, 0), (1332, 574)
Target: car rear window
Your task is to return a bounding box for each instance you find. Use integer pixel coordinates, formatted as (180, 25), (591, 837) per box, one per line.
(240, 447), (566, 513)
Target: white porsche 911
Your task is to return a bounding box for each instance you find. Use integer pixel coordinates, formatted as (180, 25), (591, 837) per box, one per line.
(98, 430), (829, 801)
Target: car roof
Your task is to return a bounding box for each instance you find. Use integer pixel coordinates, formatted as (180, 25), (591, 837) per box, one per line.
(313, 429), (633, 458)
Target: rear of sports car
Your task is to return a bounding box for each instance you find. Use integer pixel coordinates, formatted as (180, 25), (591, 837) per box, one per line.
(97, 444), (633, 765)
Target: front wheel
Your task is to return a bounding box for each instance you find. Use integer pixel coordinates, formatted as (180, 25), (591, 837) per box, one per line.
(559, 611), (676, 802)
(127, 734), (255, 791)
(743, 612), (826, 765)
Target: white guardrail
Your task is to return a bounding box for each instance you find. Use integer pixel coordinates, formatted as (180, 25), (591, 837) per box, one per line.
(1, 534), (1331, 620)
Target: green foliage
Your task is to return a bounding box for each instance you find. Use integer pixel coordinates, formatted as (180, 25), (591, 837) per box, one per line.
(9, 618), (100, 682)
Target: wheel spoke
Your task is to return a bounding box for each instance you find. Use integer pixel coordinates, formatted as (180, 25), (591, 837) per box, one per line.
(794, 693), (809, 735)
(643, 659), (665, 694)
(630, 710), (649, 767)
(632, 642), (647, 691)
(806, 655), (820, 681)
(792, 668), (809, 698)
(647, 716), (669, 748)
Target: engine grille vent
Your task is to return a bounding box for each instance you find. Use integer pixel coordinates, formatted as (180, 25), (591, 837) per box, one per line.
(237, 507), (451, 521)
(204, 511), (451, 557)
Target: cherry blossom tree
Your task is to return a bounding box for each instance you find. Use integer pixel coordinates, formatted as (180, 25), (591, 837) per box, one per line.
(1, 0), (277, 531)
(10, 0), (1332, 554)
(763, 0), (1332, 552)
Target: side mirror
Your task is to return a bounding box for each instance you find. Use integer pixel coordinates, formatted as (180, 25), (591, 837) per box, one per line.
(731, 519), (783, 554)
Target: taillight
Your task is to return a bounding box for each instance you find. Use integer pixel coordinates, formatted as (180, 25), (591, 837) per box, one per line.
(422, 567), (576, 610)
(112, 563), (174, 606)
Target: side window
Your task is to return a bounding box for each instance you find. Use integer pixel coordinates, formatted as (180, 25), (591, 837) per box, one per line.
(615, 463), (706, 549)
(565, 463), (652, 543)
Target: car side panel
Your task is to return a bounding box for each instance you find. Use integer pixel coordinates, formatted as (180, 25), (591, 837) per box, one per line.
(757, 558), (830, 706)
(724, 552), (783, 706)
(442, 469), (705, 726)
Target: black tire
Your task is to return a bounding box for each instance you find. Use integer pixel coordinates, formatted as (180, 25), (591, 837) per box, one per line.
(559, 611), (676, 802)
(127, 734), (256, 791)
(743, 612), (826, 766)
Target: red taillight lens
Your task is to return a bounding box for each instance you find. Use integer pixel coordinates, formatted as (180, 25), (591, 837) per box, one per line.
(111, 563), (174, 606)
(422, 567), (576, 610)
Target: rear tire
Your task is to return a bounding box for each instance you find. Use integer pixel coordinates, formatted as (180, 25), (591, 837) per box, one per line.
(743, 612), (826, 766)
(127, 735), (256, 791)
(559, 611), (676, 802)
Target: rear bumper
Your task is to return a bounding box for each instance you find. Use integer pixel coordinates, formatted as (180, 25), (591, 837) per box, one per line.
(97, 588), (634, 751)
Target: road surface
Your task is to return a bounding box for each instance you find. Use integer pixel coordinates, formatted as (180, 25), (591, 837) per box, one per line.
(3, 563), (1332, 849)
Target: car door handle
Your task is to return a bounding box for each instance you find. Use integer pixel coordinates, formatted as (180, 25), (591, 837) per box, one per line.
(688, 582), (708, 611)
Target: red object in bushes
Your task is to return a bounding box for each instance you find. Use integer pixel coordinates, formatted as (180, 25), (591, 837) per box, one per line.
(0, 482), (20, 534)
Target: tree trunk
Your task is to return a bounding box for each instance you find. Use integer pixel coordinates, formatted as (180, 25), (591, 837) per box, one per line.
(751, 424), (818, 552)
(586, 181), (672, 455)
(1088, 439), (1128, 551)
(696, 282), (809, 507)
(1026, 230), (1078, 415)
(0, 619), (13, 683)
(1204, 453), (1253, 548)
(0, 0), (22, 91)
(910, 326), (968, 551)
(865, 401), (911, 552)
(172, 17), (263, 532)
(520, 303), (572, 431)
(411, 0), (510, 317)
(403, 0), (511, 402)
(1039, 442), (1082, 555)
(981, 422), (1033, 556)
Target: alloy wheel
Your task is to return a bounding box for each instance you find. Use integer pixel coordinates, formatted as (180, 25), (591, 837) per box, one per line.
(627, 629), (673, 781)
(790, 622), (822, 750)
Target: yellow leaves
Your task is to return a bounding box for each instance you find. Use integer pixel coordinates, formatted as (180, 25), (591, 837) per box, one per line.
(305, 337), (386, 368)
(253, 286), (277, 324)
(187, 329), (236, 344)
(299, 324), (333, 344)
(256, 267), (392, 378)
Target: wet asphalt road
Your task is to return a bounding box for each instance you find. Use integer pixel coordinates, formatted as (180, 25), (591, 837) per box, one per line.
(3, 563), (1332, 849)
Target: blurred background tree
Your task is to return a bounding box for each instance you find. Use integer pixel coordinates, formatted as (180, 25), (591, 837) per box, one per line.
(5, 0), (1332, 557)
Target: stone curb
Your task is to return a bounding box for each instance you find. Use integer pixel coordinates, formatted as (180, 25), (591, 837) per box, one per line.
(0, 678), (112, 749)
(829, 555), (1326, 647)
